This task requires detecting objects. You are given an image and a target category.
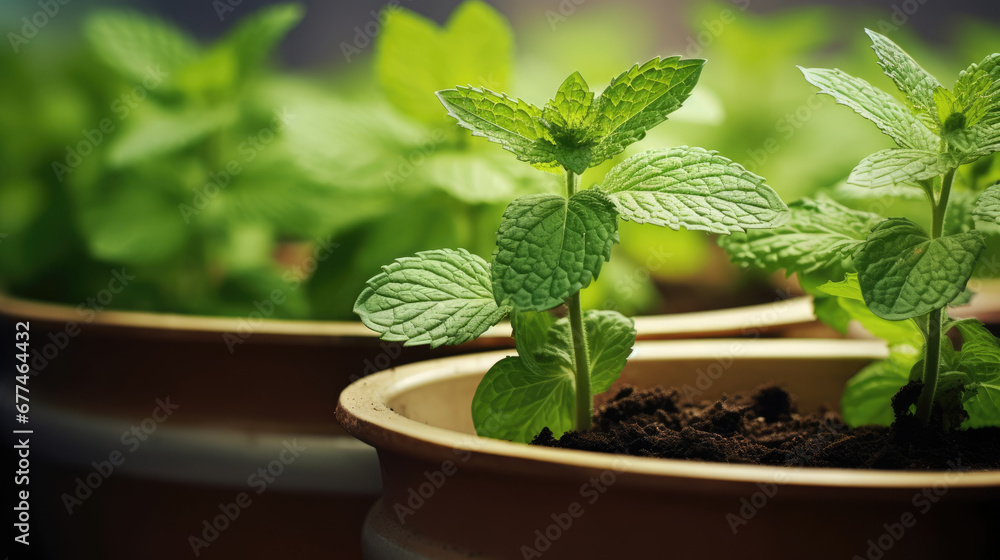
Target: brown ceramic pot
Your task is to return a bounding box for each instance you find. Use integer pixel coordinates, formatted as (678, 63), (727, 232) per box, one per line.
(0, 293), (815, 559)
(336, 340), (1000, 560)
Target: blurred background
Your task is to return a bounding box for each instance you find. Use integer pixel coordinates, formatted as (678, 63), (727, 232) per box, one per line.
(1, 2), (998, 559)
(1, 0), (998, 320)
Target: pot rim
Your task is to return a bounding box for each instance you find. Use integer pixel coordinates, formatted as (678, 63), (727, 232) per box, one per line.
(0, 292), (816, 339)
(337, 339), (1000, 488)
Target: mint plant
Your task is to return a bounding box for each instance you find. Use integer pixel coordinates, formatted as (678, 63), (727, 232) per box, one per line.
(721, 30), (1000, 429)
(355, 58), (788, 442)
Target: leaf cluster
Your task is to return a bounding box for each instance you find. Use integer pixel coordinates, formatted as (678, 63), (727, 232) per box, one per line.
(357, 59), (787, 441)
(720, 30), (1000, 428)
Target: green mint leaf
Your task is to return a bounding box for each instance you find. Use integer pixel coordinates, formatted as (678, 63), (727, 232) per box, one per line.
(973, 182), (1000, 226)
(577, 310), (637, 391)
(955, 54), (1000, 127)
(78, 187), (189, 265)
(443, 0), (514, 95)
(719, 198), (881, 275)
(934, 87), (962, 129)
(956, 378), (1000, 429)
(812, 296), (853, 334)
(472, 356), (574, 443)
(538, 72), (601, 174)
(515, 309), (634, 389)
(492, 190), (619, 311)
(378, 0), (513, 124)
(436, 87), (559, 171)
(841, 352), (913, 427)
(472, 310), (635, 442)
(354, 248), (510, 348)
(854, 218), (985, 320)
(221, 3), (304, 79)
(551, 145), (595, 176)
(85, 10), (199, 86)
(956, 122), (1000, 161)
(952, 318), (1000, 375)
(817, 273), (924, 350)
(509, 309), (559, 372)
(954, 69), (995, 128)
(816, 272), (865, 300)
(173, 45), (238, 94)
(108, 106), (238, 166)
(589, 57), (705, 165)
(543, 71), (596, 134)
(864, 29), (941, 114)
(934, 372), (975, 431)
(945, 319), (1000, 428)
(601, 147), (787, 234)
(848, 149), (957, 189)
(799, 67), (938, 151)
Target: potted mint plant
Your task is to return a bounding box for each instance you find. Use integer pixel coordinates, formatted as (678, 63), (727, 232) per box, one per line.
(339, 33), (1000, 560)
(353, 55), (788, 440)
(721, 29), (1000, 430)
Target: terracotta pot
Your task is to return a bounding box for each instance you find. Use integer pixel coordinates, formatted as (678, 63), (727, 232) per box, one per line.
(0, 293), (815, 558)
(336, 340), (1000, 560)
(3, 395), (379, 560)
(0, 293), (820, 432)
(1, 293), (513, 559)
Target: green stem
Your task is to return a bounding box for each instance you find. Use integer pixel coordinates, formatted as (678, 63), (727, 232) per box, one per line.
(931, 168), (955, 238)
(916, 167), (956, 425)
(565, 169), (593, 431)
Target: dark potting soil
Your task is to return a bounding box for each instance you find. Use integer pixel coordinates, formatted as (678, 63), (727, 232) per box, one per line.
(531, 383), (1000, 470)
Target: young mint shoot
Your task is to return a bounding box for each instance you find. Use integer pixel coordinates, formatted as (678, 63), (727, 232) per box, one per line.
(721, 30), (1000, 430)
(355, 57), (788, 443)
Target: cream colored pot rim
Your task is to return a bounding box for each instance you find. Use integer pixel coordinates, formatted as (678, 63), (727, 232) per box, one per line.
(338, 339), (1000, 488)
(0, 292), (816, 338)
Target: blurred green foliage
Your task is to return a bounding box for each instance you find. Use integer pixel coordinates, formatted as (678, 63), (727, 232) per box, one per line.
(0, 1), (996, 319)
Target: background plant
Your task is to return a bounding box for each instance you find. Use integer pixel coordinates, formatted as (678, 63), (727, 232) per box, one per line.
(2, 1), (997, 323)
(721, 30), (1000, 429)
(356, 58), (787, 442)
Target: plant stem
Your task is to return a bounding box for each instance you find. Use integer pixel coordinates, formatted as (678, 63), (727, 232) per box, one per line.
(565, 169), (593, 431)
(916, 167), (956, 424)
(569, 291), (592, 431)
(931, 168), (956, 239)
(916, 308), (942, 424)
